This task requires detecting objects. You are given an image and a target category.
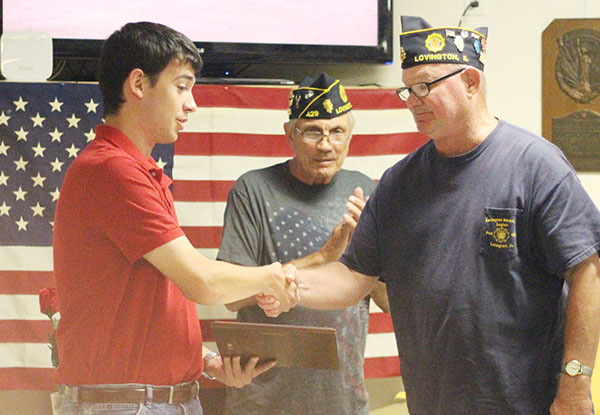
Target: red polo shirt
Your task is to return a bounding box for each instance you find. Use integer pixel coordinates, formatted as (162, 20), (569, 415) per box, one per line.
(53, 125), (203, 385)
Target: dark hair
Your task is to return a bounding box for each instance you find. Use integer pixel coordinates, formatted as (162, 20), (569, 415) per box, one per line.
(98, 21), (203, 116)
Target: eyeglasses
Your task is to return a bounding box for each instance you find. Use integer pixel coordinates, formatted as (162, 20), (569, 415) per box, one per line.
(295, 127), (350, 144)
(396, 68), (467, 101)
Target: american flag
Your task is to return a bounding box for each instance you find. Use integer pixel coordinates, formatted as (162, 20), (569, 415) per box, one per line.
(0, 81), (428, 390)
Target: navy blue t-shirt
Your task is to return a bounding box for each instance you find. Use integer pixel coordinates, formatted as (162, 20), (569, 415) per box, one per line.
(341, 120), (600, 415)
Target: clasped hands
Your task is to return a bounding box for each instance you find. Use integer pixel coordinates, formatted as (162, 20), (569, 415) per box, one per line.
(257, 263), (299, 318)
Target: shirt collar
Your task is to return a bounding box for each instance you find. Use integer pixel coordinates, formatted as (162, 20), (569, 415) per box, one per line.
(95, 124), (164, 180)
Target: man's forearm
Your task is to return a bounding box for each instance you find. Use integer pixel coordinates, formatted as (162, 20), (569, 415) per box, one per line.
(562, 254), (600, 370)
(552, 253), (600, 413)
(295, 261), (376, 310)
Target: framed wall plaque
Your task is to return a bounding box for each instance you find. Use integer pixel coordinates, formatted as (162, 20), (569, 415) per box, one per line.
(542, 19), (600, 171)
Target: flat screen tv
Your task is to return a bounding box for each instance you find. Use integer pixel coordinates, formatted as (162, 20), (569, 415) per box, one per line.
(1, 0), (393, 78)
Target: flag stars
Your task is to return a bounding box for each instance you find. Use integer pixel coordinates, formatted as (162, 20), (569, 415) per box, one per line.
(31, 172), (46, 187)
(0, 111), (10, 126)
(85, 99), (99, 113)
(13, 157), (28, 171)
(66, 113), (81, 128)
(50, 158), (64, 172)
(13, 186), (27, 201)
(13, 96), (28, 111)
(0, 141), (9, 156)
(30, 112), (46, 127)
(15, 216), (28, 231)
(0, 201), (11, 216)
(84, 128), (95, 142)
(31, 202), (46, 217)
(156, 157), (167, 170)
(65, 143), (80, 158)
(49, 128), (63, 142)
(49, 98), (63, 112)
(15, 127), (29, 141)
(0, 171), (8, 186)
(32, 142), (46, 158)
(50, 188), (60, 202)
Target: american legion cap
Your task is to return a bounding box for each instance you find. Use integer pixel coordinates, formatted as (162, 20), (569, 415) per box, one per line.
(288, 72), (352, 119)
(399, 16), (488, 71)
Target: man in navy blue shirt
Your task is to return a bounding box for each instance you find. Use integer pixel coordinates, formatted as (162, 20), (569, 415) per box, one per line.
(260, 16), (600, 415)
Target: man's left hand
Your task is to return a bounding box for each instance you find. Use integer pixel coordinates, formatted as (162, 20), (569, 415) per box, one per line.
(319, 186), (367, 262)
(550, 376), (594, 414)
(205, 354), (277, 388)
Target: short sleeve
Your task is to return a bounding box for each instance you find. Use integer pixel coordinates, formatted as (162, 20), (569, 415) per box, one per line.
(532, 168), (600, 276)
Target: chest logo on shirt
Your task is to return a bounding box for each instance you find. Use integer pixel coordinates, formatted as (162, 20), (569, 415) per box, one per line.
(492, 226), (511, 244)
(485, 217), (516, 248)
(480, 207), (522, 261)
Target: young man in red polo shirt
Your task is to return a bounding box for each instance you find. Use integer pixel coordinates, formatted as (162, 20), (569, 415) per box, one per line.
(52, 22), (296, 415)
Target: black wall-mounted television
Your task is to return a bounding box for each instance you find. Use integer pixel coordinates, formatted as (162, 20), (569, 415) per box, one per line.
(1, 0), (393, 78)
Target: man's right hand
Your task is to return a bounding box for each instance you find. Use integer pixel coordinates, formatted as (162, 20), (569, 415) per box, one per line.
(259, 263), (298, 316)
(258, 264), (298, 317)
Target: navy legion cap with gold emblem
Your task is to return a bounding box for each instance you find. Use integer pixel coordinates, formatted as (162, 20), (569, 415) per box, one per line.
(399, 16), (488, 71)
(288, 72), (352, 120)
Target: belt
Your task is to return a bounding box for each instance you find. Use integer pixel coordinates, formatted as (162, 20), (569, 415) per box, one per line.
(64, 381), (199, 404)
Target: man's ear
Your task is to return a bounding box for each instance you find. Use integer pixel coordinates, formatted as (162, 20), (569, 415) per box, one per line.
(462, 67), (481, 96)
(125, 68), (147, 100)
(283, 121), (294, 145)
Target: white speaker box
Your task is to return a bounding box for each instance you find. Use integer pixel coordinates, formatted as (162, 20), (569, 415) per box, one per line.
(1, 31), (53, 81)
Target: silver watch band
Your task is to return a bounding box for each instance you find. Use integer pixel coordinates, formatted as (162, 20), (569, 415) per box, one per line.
(562, 360), (593, 377)
(202, 351), (219, 380)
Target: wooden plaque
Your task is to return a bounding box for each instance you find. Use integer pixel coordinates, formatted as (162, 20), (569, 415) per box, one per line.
(542, 19), (600, 171)
(211, 321), (340, 370)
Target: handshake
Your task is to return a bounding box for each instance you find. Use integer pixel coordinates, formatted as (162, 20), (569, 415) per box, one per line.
(256, 263), (299, 318)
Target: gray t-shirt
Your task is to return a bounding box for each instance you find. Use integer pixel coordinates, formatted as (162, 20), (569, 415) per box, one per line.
(341, 120), (600, 415)
(218, 161), (376, 415)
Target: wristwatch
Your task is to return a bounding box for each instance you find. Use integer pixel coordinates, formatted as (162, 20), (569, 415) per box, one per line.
(561, 360), (593, 377)
(202, 351), (219, 380)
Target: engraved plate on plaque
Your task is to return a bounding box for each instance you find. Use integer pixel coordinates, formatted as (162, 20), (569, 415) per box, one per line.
(552, 110), (600, 170)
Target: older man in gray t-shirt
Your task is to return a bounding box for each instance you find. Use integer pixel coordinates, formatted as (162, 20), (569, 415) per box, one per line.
(217, 73), (387, 415)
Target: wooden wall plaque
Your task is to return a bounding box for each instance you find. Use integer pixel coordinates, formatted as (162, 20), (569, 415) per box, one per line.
(542, 19), (600, 171)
